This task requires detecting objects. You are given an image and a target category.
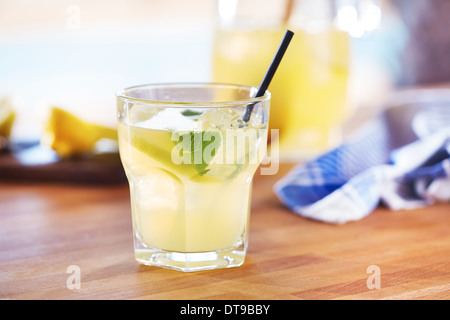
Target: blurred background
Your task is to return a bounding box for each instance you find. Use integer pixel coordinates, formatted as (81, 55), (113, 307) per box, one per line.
(0, 0), (215, 141)
(1, 0), (450, 144)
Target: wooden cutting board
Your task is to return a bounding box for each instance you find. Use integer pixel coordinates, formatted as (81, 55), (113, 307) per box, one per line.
(0, 140), (127, 184)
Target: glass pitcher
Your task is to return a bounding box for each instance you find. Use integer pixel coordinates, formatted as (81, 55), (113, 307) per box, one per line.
(212, 0), (381, 161)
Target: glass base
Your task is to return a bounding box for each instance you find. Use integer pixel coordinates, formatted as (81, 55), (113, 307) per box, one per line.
(134, 245), (247, 272)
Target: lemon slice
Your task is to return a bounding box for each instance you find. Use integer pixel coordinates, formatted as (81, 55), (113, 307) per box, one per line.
(119, 121), (226, 183)
(0, 96), (16, 139)
(122, 123), (198, 178)
(42, 107), (117, 157)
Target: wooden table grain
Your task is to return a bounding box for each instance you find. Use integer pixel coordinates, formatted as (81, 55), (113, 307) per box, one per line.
(1, 163), (449, 300)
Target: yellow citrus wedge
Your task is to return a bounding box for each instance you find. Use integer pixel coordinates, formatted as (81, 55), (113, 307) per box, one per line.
(0, 96), (16, 139)
(42, 107), (117, 157)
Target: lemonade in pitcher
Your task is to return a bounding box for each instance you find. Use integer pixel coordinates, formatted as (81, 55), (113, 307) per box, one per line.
(213, 26), (350, 159)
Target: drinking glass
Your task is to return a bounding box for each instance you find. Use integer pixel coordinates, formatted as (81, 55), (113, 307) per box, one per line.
(117, 83), (270, 272)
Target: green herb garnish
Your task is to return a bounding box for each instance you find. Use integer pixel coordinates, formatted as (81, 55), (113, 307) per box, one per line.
(181, 110), (203, 117)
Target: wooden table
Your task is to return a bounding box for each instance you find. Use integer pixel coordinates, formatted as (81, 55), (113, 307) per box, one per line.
(1, 163), (449, 300)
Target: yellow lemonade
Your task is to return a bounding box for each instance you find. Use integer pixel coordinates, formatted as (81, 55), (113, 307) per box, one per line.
(118, 108), (267, 260)
(213, 27), (350, 158)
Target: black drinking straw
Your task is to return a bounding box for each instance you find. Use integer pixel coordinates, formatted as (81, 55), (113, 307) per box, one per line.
(242, 29), (294, 122)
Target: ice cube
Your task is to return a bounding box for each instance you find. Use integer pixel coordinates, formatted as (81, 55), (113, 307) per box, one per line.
(132, 167), (183, 210)
(197, 109), (245, 130)
(129, 103), (160, 124)
(135, 108), (197, 131)
(130, 167), (186, 249)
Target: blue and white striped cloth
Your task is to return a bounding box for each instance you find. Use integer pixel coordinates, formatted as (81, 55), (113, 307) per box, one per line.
(274, 90), (450, 224)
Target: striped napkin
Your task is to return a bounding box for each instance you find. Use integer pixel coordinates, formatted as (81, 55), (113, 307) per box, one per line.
(274, 89), (450, 224)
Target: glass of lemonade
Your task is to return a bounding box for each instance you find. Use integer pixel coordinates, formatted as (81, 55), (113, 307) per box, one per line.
(117, 83), (270, 272)
(213, 0), (351, 160)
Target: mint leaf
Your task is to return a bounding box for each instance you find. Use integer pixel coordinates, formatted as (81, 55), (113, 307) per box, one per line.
(181, 109), (203, 117)
(174, 130), (221, 175)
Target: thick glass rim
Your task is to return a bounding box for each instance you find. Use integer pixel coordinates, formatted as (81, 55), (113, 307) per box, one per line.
(116, 82), (271, 107)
